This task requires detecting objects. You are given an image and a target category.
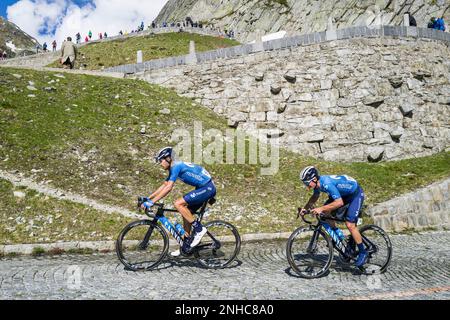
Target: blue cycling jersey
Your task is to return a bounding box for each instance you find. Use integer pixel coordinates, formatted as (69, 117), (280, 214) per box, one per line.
(166, 161), (212, 188)
(313, 175), (359, 200)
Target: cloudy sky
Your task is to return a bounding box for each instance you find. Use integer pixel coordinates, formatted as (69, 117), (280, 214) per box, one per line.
(0, 0), (169, 45)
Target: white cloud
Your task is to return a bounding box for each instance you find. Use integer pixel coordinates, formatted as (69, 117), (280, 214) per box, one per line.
(7, 0), (169, 46)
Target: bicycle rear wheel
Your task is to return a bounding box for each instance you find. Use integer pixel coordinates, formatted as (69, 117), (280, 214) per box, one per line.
(194, 220), (241, 269)
(359, 224), (392, 274)
(286, 226), (333, 279)
(116, 220), (168, 271)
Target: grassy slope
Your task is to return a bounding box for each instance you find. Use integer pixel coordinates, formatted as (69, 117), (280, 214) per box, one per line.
(0, 67), (449, 244)
(0, 179), (131, 245)
(46, 32), (240, 70)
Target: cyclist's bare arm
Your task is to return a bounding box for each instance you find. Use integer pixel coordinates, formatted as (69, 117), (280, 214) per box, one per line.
(316, 198), (344, 214)
(149, 183), (167, 199)
(150, 181), (174, 203)
(304, 193), (320, 210)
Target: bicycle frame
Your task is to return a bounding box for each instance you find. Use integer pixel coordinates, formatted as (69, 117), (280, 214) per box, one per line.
(302, 212), (376, 260)
(142, 201), (220, 253)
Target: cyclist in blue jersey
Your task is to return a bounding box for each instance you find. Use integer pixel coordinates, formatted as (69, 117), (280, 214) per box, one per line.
(298, 166), (367, 267)
(140, 147), (216, 256)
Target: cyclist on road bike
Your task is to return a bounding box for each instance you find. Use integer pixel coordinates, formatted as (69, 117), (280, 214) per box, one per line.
(298, 166), (367, 267)
(140, 147), (216, 256)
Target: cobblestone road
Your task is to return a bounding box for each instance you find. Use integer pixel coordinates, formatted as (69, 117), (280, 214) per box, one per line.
(1, 231), (449, 300)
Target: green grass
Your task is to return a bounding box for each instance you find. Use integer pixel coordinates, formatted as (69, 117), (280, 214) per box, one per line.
(46, 32), (240, 70)
(31, 247), (45, 256)
(0, 178), (132, 245)
(0, 67), (449, 243)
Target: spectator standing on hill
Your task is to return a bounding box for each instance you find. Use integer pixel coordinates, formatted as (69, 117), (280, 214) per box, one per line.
(35, 43), (41, 54)
(104, 32), (108, 38)
(85, 35), (89, 42)
(99, 33), (103, 39)
(88, 30), (92, 39)
(405, 12), (417, 27)
(152, 21), (156, 28)
(1, 50), (7, 60)
(428, 17), (436, 28)
(119, 30), (123, 35)
(43, 42), (48, 52)
(76, 32), (81, 44)
(52, 40), (57, 52)
(436, 17), (446, 31)
(60, 36), (77, 69)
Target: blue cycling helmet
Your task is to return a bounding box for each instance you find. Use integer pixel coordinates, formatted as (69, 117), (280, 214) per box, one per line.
(300, 166), (319, 186)
(154, 147), (173, 163)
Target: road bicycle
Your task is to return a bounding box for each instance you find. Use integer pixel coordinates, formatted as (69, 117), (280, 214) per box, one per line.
(286, 208), (392, 279)
(116, 197), (241, 271)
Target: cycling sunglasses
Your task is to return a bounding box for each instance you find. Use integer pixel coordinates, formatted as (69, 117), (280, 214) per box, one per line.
(302, 178), (316, 187)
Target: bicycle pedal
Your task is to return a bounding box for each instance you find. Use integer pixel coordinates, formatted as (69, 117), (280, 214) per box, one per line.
(181, 247), (193, 256)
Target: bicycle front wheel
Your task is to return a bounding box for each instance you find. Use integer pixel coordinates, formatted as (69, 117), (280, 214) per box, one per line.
(286, 226), (333, 279)
(359, 224), (393, 274)
(194, 220), (241, 269)
(116, 220), (169, 271)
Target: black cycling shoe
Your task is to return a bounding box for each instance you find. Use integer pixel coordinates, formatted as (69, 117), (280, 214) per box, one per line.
(181, 237), (193, 255)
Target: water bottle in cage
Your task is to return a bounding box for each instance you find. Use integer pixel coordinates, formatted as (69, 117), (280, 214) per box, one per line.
(174, 222), (185, 237)
(334, 227), (345, 241)
(322, 222), (339, 243)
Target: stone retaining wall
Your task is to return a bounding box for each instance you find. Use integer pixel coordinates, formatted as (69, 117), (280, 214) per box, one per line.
(368, 178), (449, 232)
(106, 26), (450, 73)
(132, 29), (450, 162)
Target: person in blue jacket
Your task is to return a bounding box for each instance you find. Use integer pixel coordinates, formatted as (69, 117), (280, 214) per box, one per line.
(140, 147), (216, 256)
(299, 166), (368, 267)
(436, 17), (446, 31)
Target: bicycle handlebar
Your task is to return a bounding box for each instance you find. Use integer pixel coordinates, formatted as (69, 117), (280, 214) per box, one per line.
(298, 208), (327, 225)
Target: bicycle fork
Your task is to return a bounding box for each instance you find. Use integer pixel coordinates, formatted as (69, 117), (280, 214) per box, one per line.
(307, 228), (321, 254)
(139, 222), (156, 250)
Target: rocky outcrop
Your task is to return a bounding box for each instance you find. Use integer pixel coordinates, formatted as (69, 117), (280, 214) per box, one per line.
(0, 16), (40, 58)
(368, 178), (449, 232)
(155, 0), (450, 43)
(134, 33), (450, 162)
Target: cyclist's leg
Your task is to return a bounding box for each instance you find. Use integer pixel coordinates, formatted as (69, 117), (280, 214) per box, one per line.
(174, 197), (195, 224)
(344, 187), (366, 265)
(182, 217), (191, 237)
(177, 181), (216, 248)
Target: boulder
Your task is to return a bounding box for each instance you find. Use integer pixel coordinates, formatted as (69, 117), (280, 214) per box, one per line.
(229, 111), (248, 123)
(13, 191), (26, 198)
(254, 73), (264, 81)
(337, 98), (357, 108)
(320, 79), (333, 90)
(270, 84), (282, 95)
(277, 104), (287, 114)
(289, 93), (313, 102)
(388, 76), (403, 88)
(389, 128), (404, 142)
(412, 70), (431, 81)
(227, 119), (239, 128)
(367, 147), (384, 162)
(283, 71), (296, 83)
(159, 108), (171, 115)
(267, 131), (285, 138)
(399, 104), (414, 117)
(363, 96), (384, 108)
